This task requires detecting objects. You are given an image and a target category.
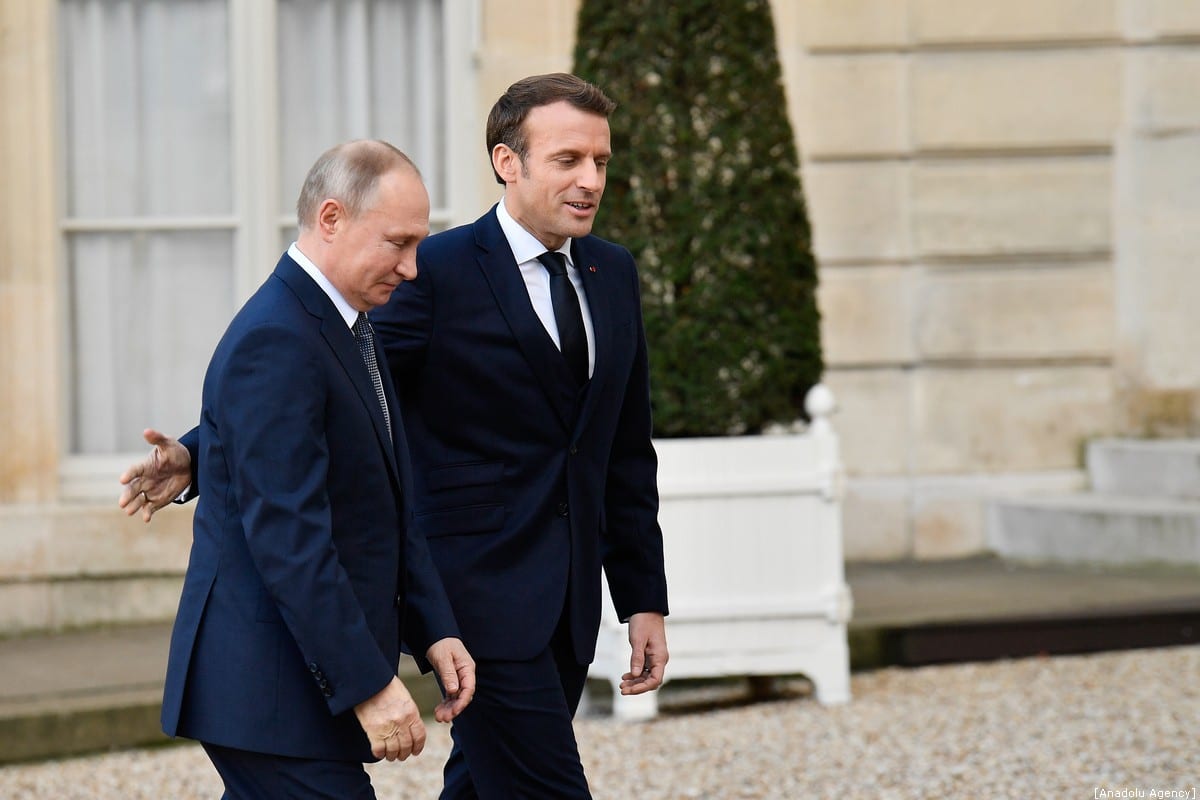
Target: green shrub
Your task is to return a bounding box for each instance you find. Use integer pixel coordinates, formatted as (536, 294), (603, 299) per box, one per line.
(574, 0), (823, 437)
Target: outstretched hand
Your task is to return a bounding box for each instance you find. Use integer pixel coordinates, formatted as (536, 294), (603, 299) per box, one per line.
(118, 428), (192, 522)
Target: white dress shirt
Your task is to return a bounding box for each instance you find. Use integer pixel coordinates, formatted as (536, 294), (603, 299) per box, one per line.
(288, 242), (358, 330)
(496, 197), (596, 378)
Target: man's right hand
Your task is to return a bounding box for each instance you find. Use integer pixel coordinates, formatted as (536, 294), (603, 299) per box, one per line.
(118, 428), (192, 522)
(354, 676), (426, 762)
(425, 637), (476, 723)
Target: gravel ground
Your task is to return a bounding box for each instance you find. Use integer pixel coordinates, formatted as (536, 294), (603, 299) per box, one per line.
(2, 645), (1197, 799)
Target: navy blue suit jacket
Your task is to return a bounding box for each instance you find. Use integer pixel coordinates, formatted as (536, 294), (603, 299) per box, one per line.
(372, 206), (669, 665)
(162, 255), (457, 761)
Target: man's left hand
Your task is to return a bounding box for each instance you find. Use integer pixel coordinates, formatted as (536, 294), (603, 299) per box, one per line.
(620, 612), (668, 695)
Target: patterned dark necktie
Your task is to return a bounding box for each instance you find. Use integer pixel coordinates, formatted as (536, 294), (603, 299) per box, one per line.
(352, 312), (392, 439)
(536, 251), (589, 385)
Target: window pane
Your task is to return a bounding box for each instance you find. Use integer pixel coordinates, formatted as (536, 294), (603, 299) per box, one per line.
(61, 0), (232, 217)
(276, 0), (446, 217)
(68, 231), (234, 454)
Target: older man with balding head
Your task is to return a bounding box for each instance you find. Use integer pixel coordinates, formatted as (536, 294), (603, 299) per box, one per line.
(156, 140), (474, 798)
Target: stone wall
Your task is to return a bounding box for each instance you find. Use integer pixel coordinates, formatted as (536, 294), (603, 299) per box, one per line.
(0, 1), (59, 507)
(1114, 2), (1200, 434)
(766, 0), (1200, 559)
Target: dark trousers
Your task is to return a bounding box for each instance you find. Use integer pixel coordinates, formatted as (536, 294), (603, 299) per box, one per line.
(202, 741), (376, 800)
(441, 618), (592, 799)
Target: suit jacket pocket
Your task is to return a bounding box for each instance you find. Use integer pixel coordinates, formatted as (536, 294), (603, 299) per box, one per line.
(418, 503), (506, 538)
(427, 460), (504, 491)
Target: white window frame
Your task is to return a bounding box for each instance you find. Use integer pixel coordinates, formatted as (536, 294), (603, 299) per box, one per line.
(58, 0), (481, 500)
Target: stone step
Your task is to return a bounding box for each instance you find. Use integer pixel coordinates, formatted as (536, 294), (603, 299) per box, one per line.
(1087, 438), (1200, 500)
(987, 492), (1200, 566)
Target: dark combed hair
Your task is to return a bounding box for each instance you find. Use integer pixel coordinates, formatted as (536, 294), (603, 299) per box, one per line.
(485, 73), (616, 184)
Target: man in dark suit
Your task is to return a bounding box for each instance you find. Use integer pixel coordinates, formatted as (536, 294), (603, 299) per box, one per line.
(148, 141), (474, 798)
(373, 73), (669, 798)
(121, 75), (668, 799)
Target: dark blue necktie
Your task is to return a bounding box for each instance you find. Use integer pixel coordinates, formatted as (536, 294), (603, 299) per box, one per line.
(353, 312), (392, 439)
(537, 251), (589, 385)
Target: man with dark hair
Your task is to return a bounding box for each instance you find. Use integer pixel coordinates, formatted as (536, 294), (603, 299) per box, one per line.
(149, 140), (474, 798)
(483, 71), (617, 184)
(121, 75), (669, 798)
(375, 71), (669, 798)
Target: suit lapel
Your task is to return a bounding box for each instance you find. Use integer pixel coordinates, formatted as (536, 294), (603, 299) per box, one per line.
(274, 256), (402, 491)
(473, 211), (577, 432)
(377, 341), (411, 499)
(572, 238), (613, 437)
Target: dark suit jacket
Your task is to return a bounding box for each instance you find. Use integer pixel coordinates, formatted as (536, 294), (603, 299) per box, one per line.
(162, 254), (457, 761)
(372, 206), (669, 665)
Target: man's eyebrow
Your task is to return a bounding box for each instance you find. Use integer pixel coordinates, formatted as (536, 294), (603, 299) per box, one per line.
(547, 146), (611, 159)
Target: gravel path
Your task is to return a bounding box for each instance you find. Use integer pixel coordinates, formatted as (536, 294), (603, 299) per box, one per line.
(2, 645), (1197, 799)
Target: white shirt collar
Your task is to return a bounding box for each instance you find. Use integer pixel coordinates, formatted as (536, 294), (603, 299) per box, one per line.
(288, 242), (359, 329)
(496, 197), (573, 267)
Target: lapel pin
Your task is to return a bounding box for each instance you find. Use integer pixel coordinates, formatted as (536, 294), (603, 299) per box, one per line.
(588, 265), (597, 273)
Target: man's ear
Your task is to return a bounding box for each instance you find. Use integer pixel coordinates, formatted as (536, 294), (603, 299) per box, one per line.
(492, 144), (519, 184)
(316, 198), (343, 240)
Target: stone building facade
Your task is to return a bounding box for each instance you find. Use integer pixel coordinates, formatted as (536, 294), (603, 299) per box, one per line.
(2, 0), (1199, 633)
(777, 1), (1200, 558)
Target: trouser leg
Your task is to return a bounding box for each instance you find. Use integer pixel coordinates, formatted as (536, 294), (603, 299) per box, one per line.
(440, 625), (591, 800)
(201, 741), (376, 800)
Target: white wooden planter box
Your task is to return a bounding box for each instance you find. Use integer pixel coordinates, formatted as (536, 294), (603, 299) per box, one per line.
(589, 385), (852, 719)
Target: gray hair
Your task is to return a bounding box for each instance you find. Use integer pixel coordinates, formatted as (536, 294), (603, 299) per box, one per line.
(296, 140), (420, 229)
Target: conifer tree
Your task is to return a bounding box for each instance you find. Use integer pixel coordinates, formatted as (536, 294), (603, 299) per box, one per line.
(574, 0), (823, 436)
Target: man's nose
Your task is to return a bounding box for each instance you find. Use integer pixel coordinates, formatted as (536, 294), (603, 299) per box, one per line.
(396, 255), (418, 281)
(577, 161), (603, 191)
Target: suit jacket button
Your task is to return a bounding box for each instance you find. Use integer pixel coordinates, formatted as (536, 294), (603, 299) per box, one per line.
(569, 444), (578, 455)
(395, 594), (403, 607)
(557, 502), (569, 517)
(308, 662), (319, 674)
